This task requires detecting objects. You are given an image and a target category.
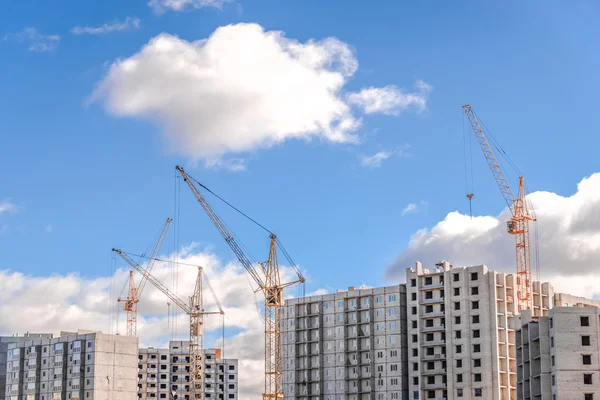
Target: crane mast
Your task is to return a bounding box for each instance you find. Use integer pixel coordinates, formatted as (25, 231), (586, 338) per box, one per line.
(113, 248), (223, 400)
(176, 165), (304, 400)
(462, 104), (535, 311)
(118, 217), (173, 337)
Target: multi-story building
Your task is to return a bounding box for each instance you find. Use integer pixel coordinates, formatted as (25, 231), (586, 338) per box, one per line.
(517, 307), (600, 400)
(0, 334), (53, 400)
(3, 330), (138, 400)
(137, 341), (238, 400)
(282, 285), (408, 400)
(405, 261), (552, 400)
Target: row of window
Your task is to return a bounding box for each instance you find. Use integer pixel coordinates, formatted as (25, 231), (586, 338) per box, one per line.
(410, 272), (480, 288)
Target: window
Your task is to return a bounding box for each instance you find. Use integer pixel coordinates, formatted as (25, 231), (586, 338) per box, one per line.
(425, 277), (432, 285)
(581, 316), (590, 327)
(551, 356), (555, 366)
(411, 293), (417, 301)
(583, 336), (591, 346)
(412, 349), (418, 357)
(474, 373), (481, 382)
(474, 344), (481, 353)
(390, 364), (398, 372)
(426, 319), (434, 327)
(584, 374), (593, 385)
(453, 273), (459, 282)
(427, 362), (434, 370)
(413, 377), (419, 385)
(471, 272), (478, 281)
(412, 306), (417, 315)
(413, 363), (418, 371)
(456, 359), (462, 368)
(439, 275), (444, 284)
(456, 374), (463, 383)
(427, 376), (434, 384)
(550, 318), (553, 328)
(472, 301), (479, 310)
(426, 305), (433, 313)
(426, 347), (434, 356)
(411, 279), (416, 287)
(472, 315), (480, 324)
(425, 291), (433, 299)
(474, 359), (481, 367)
(413, 392), (419, 400)
(440, 289), (445, 298)
(455, 330), (462, 339)
(473, 330), (480, 338)
(474, 388), (482, 397)
(455, 345), (462, 354)
(585, 395), (594, 400)
(454, 302), (461, 310)
(412, 335), (418, 343)
(454, 287), (460, 296)
(427, 392), (435, 399)
(583, 355), (592, 365)
(471, 287), (479, 295)
(412, 320), (418, 329)
(455, 316), (461, 324)
(551, 337), (554, 347)
(426, 333), (434, 342)
(457, 389), (463, 397)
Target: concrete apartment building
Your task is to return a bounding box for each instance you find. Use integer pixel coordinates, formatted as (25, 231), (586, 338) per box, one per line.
(3, 330), (138, 400)
(137, 341), (238, 400)
(517, 300), (600, 400)
(1, 334), (53, 400)
(406, 261), (552, 400)
(282, 285), (408, 400)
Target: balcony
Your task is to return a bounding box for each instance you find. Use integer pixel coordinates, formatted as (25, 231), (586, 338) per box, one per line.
(421, 354), (446, 361)
(421, 325), (445, 333)
(421, 297), (444, 305)
(147, 368), (158, 373)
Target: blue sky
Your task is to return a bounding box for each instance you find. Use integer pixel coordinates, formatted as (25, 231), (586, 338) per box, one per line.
(2, 0), (600, 294)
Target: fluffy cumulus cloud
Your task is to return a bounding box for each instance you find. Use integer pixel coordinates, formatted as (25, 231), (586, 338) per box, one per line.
(0, 245), (304, 398)
(3, 28), (60, 52)
(148, 0), (230, 13)
(347, 80), (432, 115)
(90, 23), (429, 167)
(386, 172), (600, 299)
(71, 17), (140, 35)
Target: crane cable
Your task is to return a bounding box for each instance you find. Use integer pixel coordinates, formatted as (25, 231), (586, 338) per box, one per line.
(187, 174), (305, 281)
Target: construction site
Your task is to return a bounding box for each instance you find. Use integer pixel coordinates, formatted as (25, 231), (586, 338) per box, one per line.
(2, 104), (600, 400)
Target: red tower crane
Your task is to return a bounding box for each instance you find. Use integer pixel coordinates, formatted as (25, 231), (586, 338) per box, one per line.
(463, 104), (535, 311)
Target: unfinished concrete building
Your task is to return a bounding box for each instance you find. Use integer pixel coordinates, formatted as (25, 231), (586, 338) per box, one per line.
(282, 285), (409, 400)
(3, 330), (138, 400)
(0, 334), (53, 400)
(405, 261), (552, 400)
(517, 306), (600, 400)
(137, 341), (238, 400)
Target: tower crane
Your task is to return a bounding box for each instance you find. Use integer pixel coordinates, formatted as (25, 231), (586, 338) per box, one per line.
(176, 165), (305, 400)
(462, 104), (535, 311)
(117, 217), (173, 337)
(112, 248), (224, 400)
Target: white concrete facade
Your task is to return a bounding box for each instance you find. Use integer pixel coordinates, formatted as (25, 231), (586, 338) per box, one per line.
(282, 285), (408, 400)
(3, 330), (138, 400)
(517, 307), (600, 400)
(137, 342), (237, 400)
(406, 261), (552, 400)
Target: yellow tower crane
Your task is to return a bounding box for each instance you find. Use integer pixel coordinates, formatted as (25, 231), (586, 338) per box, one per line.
(176, 165), (305, 400)
(117, 217), (173, 337)
(463, 104), (535, 311)
(113, 247), (224, 400)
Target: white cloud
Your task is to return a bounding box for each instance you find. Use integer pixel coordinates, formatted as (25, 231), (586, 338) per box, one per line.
(386, 172), (600, 300)
(71, 17), (140, 35)
(347, 80), (432, 115)
(0, 246), (302, 398)
(402, 203), (417, 216)
(90, 23), (425, 166)
(148, 0), (231, 13)
(3, 28), (60, 52)
(360, 151), (392, 168)
(0, 200), (17, 215)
